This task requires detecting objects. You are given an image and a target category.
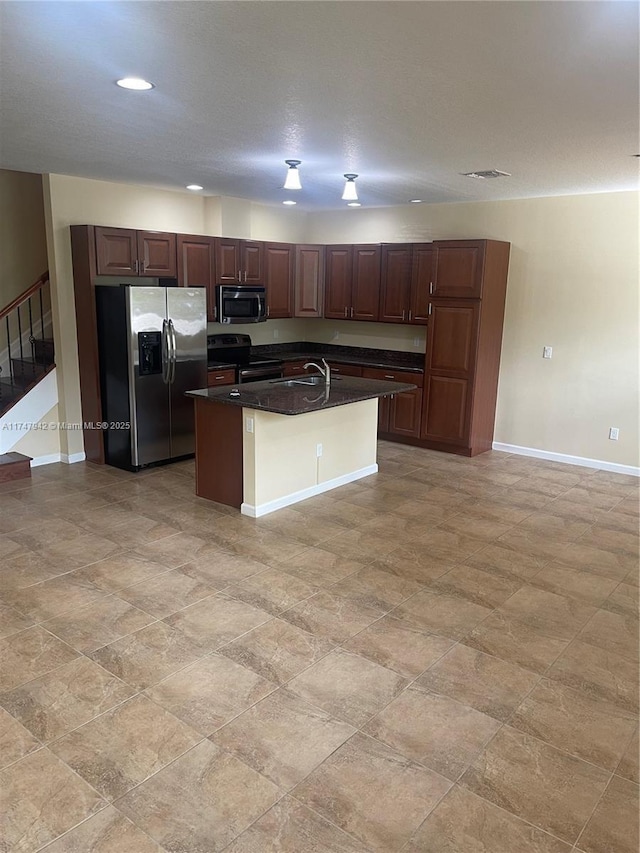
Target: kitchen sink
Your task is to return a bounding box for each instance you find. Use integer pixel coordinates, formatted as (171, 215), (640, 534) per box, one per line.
(271, 376), (332, 387)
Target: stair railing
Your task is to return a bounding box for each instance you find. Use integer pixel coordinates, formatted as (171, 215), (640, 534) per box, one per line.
(0, 272), (52, 409)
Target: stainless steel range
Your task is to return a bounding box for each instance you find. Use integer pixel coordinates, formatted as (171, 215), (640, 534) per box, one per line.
(207, 333), (284, 383)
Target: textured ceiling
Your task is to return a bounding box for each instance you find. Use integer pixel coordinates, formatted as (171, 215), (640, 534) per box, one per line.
(0, 1), (638, 210)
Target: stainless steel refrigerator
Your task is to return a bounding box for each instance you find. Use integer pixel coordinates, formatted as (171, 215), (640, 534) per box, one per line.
(95, 285), (207, 471)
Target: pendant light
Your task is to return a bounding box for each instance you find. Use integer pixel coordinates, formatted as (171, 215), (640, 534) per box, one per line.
(283, 160), (302, 190)
(342, 174), (358, 201)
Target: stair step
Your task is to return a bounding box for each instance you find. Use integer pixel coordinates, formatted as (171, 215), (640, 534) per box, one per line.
(0, 452), (32, 484)
(10, 359), (47, 388)
(0, 378), (23, 415)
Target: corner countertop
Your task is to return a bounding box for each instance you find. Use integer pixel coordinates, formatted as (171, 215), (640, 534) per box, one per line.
(251, 342), (425, 374)
(186, 376), (417, 416)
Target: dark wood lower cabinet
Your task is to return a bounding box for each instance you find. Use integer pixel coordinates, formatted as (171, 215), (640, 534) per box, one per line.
(362, 367), (422, 438)
(422, 375), (469, 444)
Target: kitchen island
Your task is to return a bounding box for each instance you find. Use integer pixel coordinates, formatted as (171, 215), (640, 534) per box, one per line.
(186, 375), (416, 517)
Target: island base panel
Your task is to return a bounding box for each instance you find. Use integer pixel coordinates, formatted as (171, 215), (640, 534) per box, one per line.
(194, 399), (243, 507)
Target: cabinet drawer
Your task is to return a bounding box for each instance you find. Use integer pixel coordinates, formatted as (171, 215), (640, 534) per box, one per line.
(362, 367), (423, 387)
(327, 362), (363, 377)
(207, 369), (236, 387)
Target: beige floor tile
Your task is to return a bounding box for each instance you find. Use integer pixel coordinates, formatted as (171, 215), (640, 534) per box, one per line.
(0, 602), (34, 638)
(511, 678), (637, 771)
(279, 546), (366, 587)
(72, 552), (172, 592)
(411, 528), (487, 563)
(164, 593), (272, 651)
(9, 517), (86, 551)
(117, 568), (217, 618)
(429, 564), (522, 608)
(393, 589), (492, 640)
(116, 739), (280, 852)
(578, 526), (639, 557)
(0, 748), (106, 852)
(132, 531), (216, 568)
(463, 612), (570, 673)
(227, 529), (309, 566)
(546, 639), (639, 714)
(89, 621), (208, 689)
(602, 581), (639, 616)
(212, 687), (356, 789)
(225, 568), (317, 615)
(496, 528), (571, 562)
(0, 706), (40, 769)
(341, 616), (453, 678)
(294, 732), (451, 852)
(2, 572), (109, 621)
(554, 541), (634, 580)
(516, 512), (591, 544)
(37, 531), (124, 569)
(319, 527), (405, 563)
(463, 541), (551, 582)
(542, 499), (606, 525)
(364, 688), (500, 781)
(225, 796), (371, 853)
(0, 551), (65, 590)
(415, 644), (539, 721)
(405, 784), (571, 853)
(40, 805), (165, 852)
(0, 657), (135, 742)
(44, 596), (155, 653)
(578, 608), (639, 662)
(50, 694), (201, 800)
(101, 514), (182, 549)
(179, 550), (271, 587)
(220, 618), (334, 684)
(559, 485), (626, 510)
(281, 591), (383, 643)
(460, 726), (610, 844)
(0, 626), (80, 692)
(529, 564), (618, 606)
(616, 727), (639, 783)
(498, 586), (596, 640)
(437, 511), (516, 542)
(600, 507), (640, 535)
(330, 565), (422, 611)
(369, 545), (454, 584)
(254, 508), (348, 546)
(287, 649), (408, 727)
(145, 653), (275, 734)
(577, 775), (640, 853)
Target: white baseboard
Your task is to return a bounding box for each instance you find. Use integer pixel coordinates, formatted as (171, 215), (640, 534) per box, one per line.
(241, 463), (379, 518)
(492, 442), (640, 477)
(31, 451), (86, 467)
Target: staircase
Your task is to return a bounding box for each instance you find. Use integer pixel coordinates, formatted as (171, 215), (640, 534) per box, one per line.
(0, 272), (54, 421)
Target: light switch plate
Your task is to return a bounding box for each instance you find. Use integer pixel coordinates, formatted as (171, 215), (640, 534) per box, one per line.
(543, 346), (553, 359)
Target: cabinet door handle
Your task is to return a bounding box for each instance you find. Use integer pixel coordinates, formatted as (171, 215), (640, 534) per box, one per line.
(429, 281), (434, 295)
(350, 307), (354, 318)
(384, 374), (395, 379)
(214, 375), (225, 380)
(344, 307), (348, 317)
(408, 309), (412, 321)
(428, 303), (432, 315)
(244, 271), (248, 282)
(134, 259), (139, 273)
(402, 310), (406, 321)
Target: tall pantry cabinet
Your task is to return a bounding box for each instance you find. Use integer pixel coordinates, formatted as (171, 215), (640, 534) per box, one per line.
(421, 239), (510, 456)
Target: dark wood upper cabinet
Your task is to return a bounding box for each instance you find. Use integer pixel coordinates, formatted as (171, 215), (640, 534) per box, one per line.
(137, 231), (177, 277)
(324, 245), (353, 319)
(214, 238), (241, 283)
(264, 242), (293, 319)
(214, 238), (264, 284)
(410, 244), (436, 324)
(294, 245), (324, 318)
(432, 240), (485, 298)
(95, 227), (137, 275)
(177, 235), (216, 321)
(379, 244), (412, 323)
(352, 245), (381, 321)
(94, 227), (176, 277)
(241, 241), (264, 284)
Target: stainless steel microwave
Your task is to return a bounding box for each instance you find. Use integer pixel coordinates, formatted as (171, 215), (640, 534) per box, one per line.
(215, 285), (267, 324)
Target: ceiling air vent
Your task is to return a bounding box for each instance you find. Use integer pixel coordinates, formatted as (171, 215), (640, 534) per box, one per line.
(461, 170), (511, 179)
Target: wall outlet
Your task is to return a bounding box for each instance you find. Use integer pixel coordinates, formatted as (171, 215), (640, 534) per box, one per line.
(413, 337), (421, 347)
(543, 346), (553, 359)
(333, 330), (340, 339)
(609, 427), (620, 440)
(273, 328), (279, 339)
(316, 443), (323, 458)
(245, 417), (254, 434)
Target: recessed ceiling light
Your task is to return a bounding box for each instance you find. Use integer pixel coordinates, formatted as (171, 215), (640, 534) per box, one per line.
(409, 199), (422, 203)
(282, 200), (297, 205)
(186, 184), (203, 191)
(116, 77), (154, 91)
(347, 202), (361, 207)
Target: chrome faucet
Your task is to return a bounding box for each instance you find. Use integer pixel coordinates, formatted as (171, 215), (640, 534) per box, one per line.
(303, 358), (331, 386)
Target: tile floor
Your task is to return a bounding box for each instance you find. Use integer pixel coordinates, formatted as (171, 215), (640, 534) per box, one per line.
(0, 443), (638, 852)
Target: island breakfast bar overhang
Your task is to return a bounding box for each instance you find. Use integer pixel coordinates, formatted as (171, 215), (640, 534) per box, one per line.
(186, 377), (416, 517)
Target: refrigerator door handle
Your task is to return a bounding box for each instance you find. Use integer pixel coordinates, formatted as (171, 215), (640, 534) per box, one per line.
(161, 319), (170, 384)
(168, 318), (177, 384)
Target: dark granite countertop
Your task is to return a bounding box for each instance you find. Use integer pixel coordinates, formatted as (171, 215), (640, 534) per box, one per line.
(207, 361), (237, 371)
(186, 375), (417, 416)
(251, 342), (424, 374)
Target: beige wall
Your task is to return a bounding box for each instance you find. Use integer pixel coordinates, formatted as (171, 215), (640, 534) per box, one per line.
(308, 191), (640, 468)
(0, 170), (48, 309)
(12, 404), (60, 459)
